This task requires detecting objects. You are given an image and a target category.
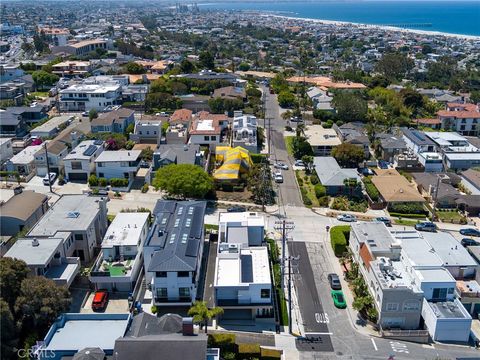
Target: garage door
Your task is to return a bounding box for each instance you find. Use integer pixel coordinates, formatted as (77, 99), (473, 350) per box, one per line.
(221, 309), (252, 320)
(68, 173), (88, 182)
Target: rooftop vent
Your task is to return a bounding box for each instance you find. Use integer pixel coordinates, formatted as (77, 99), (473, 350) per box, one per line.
(32, 238), (39, 247)
(67, 211), (80, 218)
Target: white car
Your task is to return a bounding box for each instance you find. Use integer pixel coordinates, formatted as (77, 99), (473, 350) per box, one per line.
(43, 172), (57, 186)
(337, 214), (357, 222)
(274, 162), (289, 170)
(274, 172), (284, 183)
(294, 160), (305, 167)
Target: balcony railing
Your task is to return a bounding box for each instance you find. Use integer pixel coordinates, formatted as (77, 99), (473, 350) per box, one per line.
(154, 296), (192, 303)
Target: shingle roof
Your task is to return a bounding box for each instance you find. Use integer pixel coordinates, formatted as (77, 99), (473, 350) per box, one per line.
(91, 108), (134, 126)
(462, 169), (480, 188)
(372, 169), (425, 203)
(0, 190), (47, 221)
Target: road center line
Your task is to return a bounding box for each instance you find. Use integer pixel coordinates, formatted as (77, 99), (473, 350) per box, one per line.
(371, 338), (378, 351)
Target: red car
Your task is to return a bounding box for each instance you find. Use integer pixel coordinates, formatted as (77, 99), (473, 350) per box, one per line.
(92, 290), (108, 311)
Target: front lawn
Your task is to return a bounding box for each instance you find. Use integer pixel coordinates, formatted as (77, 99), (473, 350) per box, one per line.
(296, 170), (319, 207)
(436, 210), (467, 224)
(393, 218), (419, 227)
(285, 136), (295, 157)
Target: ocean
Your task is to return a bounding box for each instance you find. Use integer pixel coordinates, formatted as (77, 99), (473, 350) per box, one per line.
(199, 1), (480, 37)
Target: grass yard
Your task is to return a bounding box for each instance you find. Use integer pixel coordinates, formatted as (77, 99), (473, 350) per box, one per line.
(285, 136), (295, 157)
(393, 218), (420, 227)
(436, 210), (467, 224)
(30, 91), (49, 98)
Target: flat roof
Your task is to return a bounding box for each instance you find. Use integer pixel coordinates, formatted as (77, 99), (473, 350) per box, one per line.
(28, 195), (103, 236)
(102, 212), (149, 248)
(219, 211), (265, 227)
(95, 150), (141, 163)
(445, 152), (480, 161)
(402, 128), (435, 146)
(351, 222), (399, 253)
(44, 313), (129, 352)
(30, 115), (73, 134)
(215, 245), (270, 287)
(64, 140), (103, 161)
(61, 83), (120, 94)
(416, 268), (455, 283)
(8, 144), (42, 165)
(427, 300), (470, 319)
(392, 231), (444, 267)
(370, 258), (421, 292)
(304, 125), (341, 146)
(422, 231), (478, 267)
(5, 238), (62, 266)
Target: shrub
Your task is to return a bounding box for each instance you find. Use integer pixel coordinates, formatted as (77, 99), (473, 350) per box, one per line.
(318, 195), (330, 207)
(363, 177), (380, 202)
(237, 343), (261, 357)
(110, 178), (129, 187)
(88, 174), (98, 187)
(208, 333), (236, 353)
(58, 174), (65, 185)
(300, 187), (312, 206)
(98, 177), (108, 187)
(250, 153), (267, 164)
(310, 174), (319, 185)
(330, 225), (350, 257)
(314, 184), (326, 198)
(285, 125), (293, 131)
(389, 202), (426, 215)
(151, 305), (157, 314)
(141, 184), (149, 193)
(125, 140), (135, 150)
(297, 177), (303, 186)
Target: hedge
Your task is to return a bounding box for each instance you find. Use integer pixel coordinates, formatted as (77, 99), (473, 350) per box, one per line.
(110, 178), (129, 187)
(250, 153), (267, 164)
(330, 225), (350, 257)
(261, 348), (282, 359)
(237, 343), (261, 357)
(208, 333), (236, 353)
(389, 212), (426, 219)
(363, 177), (380, 202)
(389, 202), (427, 215)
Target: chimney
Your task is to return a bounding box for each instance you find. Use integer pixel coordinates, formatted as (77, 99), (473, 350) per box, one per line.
(182, 317), (194, 336)
(32, 238), (39, 247)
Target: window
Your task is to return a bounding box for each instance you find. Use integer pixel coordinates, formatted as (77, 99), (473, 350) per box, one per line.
(156, 271), (167, 278)
(386, 303), (398, 311)
(403, 302), (419, 311)
(447, 288), (454, 294)
(204, 136), (209, 141)
(98, 162), (104, 167)
(179, 287), (190, 298)
(432, 288), (447, 301)
(156, 288), (167, 298)
(261, 289), (270, 298)
(74, 234), (84, 241)
(98, 173), (104, 178)
(178, 271), (189, 277)
(211, 135), (217, 141)
(71, 161), (82, 170)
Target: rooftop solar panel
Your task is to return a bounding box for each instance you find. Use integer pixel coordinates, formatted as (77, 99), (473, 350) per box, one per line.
(240, 255), (253, 283)
(83, 145), (97, 157)
(185, 239), (200, 257)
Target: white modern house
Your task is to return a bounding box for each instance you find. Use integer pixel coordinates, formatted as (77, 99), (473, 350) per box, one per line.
(59, 82), (122, 112)
(188, 119), (222, 149)
(232, 114), (258, 153)
(143, 200), (207, 306)
(5, 237), (80, 288)
(89, 212), (150, 292)
(27, 194), (109, 262)
(214, 243), (273, 320)
(129, 120), (162, 144)
(95, 150), (141, 182)
(63, 140), (104, 182)
(218, 212), (265, 247)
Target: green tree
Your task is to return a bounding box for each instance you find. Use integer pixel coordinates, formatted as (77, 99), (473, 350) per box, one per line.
(0, 258), (29, 310)
(125, 123), (134, 135)
(124, 62), (146, 74)
(301, 155), (314, 173)
(331, 143), (365, 167)
(88, 108), (98, 120)
(292, 137), (313, 159)
(470, 90), (480, 104)
(277, 90), (297, 108)
(375, 52), (414, 81)
(32, 70), (59, 89)
(188, 301), (223, 334)
(153, 164), (213, 199)
(15, 277), (71, 332)
(179, 59), (195, 73)
(146, 93), (182, 112)
(238, 62), (250, 71)
(199, 51), (215, 70)
(332, 92), (368, 122)
(1, 299), (18, 359)
(140, 147), (153, 161)
(33, 33), (48, 53)
(314, 183), (326, 198)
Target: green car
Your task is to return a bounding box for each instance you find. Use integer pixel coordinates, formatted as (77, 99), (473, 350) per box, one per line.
(331, 290), (347, 309)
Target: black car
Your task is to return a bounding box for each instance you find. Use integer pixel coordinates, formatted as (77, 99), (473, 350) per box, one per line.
(460, 228), (480, 237)
(227, 206), (246, 213)
(374, 217), (392, 227)
(327, 273), (342, 290)
(461, 238), (480, 247)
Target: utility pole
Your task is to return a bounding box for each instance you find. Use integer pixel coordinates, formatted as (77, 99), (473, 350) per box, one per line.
(432, 174), (441, 221)
(274, 220), (295, 293)
(287, 255), (299, 335)
(44, 142), (53, 193)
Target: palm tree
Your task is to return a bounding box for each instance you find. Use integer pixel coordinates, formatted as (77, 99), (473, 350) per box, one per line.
(188, 301), (223, 334)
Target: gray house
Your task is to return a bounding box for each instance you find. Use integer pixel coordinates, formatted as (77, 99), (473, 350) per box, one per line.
(91, 107), (135, 133)
(313, 156), (361, 196)
(153, 144), (203, 171)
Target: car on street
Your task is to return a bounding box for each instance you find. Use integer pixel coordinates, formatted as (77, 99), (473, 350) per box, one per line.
(274, 172), (284, 183)
(373, 217), (392, 227)
(331, 290), (347, 309)
(294, 160), (305, 167)
(92, 290), (108, 311)
(415, 221), (437, 232)
(227, 205), (246, 213)
(337, 214), (357, 222)
(274, 162), (289, 170)
(290, 116), (303, 122)
(461, 238), (480, 247)
(81, 111), (89, 117)
(42, 172), (57, 186)
(327, 273), (342, 290)
(460, 228), (480, 237)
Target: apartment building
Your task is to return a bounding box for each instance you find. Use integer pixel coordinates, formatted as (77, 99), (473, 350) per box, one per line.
(143, 200), (206, 306)
(437, 102), (479, 137)
(63, 140), (104, 182)
(89, 212), (150, 292)
(52, 61), (92, 77)
(27, 194), (108, 262)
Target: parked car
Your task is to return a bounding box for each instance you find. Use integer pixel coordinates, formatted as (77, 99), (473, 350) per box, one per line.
(92, 290), (108, 311)
(461, 238), (480, 247)
(337, 214), (357, 222)
(290, 116), (303, 123)
(42, 172), (57, 186)
(331, 290), (347, 309)
(358, 167), (374, 176)
(378, 160), (389, 169)
(81, 111), (89, 117)
(274, 162), (289, 170)
(373, 217), (392, 227)
(327, 273), (342, 290)
(294, 160), (305, 167)
(274, 172), (284, 183)
(460, 228), (480, 237)
(415, 221), (437, 232)
(227, 206), (246, 213)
